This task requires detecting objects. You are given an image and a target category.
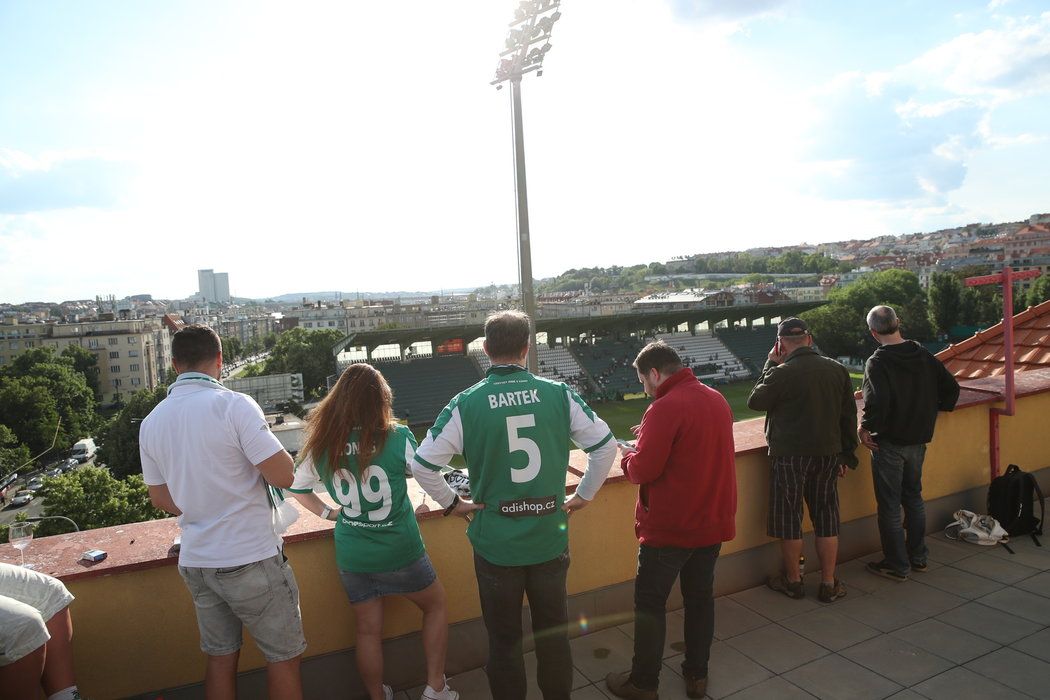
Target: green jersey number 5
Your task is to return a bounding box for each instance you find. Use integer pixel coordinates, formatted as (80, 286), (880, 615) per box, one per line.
(507, 415), (540, 483)
(332, 466), (393, 520)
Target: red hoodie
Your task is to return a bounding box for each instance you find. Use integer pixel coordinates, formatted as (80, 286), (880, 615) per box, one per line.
(622, 368), (737, 548)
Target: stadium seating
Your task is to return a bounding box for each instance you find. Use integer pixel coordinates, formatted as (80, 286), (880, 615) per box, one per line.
(471, 344), (593, 397)
(364, 355), (482, 425)
(653, 331), (750, 382)
(716, 325), (779, 375)
(571, 337), (646, 399)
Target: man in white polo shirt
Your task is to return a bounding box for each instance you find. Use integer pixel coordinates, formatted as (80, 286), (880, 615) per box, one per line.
(140, 324), (304, 700)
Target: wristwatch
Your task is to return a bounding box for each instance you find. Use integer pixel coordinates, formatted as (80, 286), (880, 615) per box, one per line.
(320, 506), (332, 521)
(443, 495), (460, 517)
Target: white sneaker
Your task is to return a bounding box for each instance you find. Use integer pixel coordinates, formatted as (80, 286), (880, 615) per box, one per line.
(421, 677), (459, 700)
(383, 684), (394, 700)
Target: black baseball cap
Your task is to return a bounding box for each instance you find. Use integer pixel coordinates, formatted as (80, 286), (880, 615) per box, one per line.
(777, 317), (810, 337)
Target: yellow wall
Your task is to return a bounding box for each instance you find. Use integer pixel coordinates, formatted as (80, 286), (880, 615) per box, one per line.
(65, 392), (1050, 698)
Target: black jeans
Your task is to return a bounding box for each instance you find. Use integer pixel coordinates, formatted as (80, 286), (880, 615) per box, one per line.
(474, 549), (573, 700)
(870, 439), (929, 575)
(631, 543), (721, 690)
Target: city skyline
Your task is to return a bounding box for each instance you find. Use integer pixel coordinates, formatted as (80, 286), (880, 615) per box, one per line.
(2, 0), (1049, 303)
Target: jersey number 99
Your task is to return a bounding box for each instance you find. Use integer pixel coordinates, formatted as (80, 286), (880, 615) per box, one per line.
(332, 466), (393, 521)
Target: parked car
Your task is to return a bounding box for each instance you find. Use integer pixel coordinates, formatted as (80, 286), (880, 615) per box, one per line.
(27, 479), (43, 491)
(46, 467), (62, 478)
(60, 458), (78, 472)
(12, 490), (34, 506)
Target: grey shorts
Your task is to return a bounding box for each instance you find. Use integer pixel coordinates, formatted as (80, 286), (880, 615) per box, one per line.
(0, 563), (75, 666)
(339, 553), (437, 604)
(178, 553), (306, 663)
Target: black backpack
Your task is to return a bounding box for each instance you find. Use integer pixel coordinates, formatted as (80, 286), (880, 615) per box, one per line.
(988, 464), (1045, 546)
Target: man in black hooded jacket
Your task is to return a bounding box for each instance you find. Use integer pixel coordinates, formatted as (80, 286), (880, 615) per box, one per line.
(860, 305), (960, 581)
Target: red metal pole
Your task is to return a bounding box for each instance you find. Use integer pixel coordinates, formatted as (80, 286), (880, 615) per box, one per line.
(1001, 266), (1015, 416)
(964, 267), (1040, 481)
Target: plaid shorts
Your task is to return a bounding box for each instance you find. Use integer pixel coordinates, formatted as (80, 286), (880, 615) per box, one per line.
(767, 455), (840, 539)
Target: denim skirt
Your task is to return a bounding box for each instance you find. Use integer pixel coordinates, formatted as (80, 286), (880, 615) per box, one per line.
(338, 553), (437, 604)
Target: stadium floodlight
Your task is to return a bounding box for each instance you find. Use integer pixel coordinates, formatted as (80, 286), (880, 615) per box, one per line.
(491, 0), (562, 373)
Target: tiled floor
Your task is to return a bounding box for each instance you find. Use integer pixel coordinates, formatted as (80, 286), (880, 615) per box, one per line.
(395, 533), (1050, 699)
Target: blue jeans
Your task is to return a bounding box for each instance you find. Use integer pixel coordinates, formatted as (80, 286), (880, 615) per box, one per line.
(630, 543), (721, 690)
(870, 440), (929, 575)
(474, 549), (572, 700)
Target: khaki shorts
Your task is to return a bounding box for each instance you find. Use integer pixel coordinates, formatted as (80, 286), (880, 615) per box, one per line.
(178, 553), (306, 663)
(0, 563), (75, 666)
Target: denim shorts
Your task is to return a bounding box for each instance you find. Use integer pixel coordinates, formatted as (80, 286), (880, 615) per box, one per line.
(0, 563), (75, 666)
(339, 553), (437, 604)
(178, 553), (306, 662)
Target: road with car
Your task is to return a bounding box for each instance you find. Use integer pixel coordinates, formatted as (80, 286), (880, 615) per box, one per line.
(0, 457), (88, 528)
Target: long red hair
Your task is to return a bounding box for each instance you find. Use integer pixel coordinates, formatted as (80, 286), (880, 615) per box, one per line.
(303, 363), (397, 476)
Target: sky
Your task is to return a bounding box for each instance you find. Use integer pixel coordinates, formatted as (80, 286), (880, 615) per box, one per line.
(1, 0), (1049, 303)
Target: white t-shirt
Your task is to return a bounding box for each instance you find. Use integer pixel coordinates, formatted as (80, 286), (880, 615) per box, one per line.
(140, 372), (286, 568)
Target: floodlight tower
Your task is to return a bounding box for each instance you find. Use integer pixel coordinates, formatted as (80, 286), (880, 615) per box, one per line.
(492, 0), (562, 373)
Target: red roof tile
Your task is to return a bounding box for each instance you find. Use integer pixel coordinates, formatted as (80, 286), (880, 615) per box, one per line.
(937, 299), (1050, 379)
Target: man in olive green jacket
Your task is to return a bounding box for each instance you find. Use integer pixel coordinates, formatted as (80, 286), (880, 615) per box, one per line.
(747, 318), (859, 604)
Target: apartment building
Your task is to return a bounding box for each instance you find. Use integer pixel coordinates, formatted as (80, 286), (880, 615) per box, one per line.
(0, 318), (172, 405)
(218, 316), (276, 347)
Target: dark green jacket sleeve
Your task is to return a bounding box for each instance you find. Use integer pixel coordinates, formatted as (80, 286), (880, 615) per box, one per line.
(747, 360), (783, 411)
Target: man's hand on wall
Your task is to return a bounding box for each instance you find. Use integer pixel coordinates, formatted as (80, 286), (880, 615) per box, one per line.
(562, 494), (590, 516)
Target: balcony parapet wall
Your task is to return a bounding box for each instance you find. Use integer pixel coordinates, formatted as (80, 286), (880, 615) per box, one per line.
(3, 369), (1049, 697)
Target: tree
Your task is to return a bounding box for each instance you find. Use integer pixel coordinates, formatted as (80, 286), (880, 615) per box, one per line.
(959, 286), (1001, 328)
(0, 424), (31, 479)
(61, 344), (102, 400)
(34, 466), (167, 536)
(0, 350), (97, 458)
(799, 303), (865, 359)
(647, 262), (668, 276)
(928, 272), (963, 335)
(238, 362), (266, 378)
(265, 327), (344, 394)
(1026, 275), (1050, 308)
(802, 269), (934, 360)
(96, 385), (168, 480)
(221, 336), (243, 362)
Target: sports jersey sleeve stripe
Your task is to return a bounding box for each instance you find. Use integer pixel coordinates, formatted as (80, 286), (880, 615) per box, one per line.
(567, 389), (614, 452)
(426, 395), (460, 440)
(404, 428), (417, 477)
(414, 405), (464, 471)
(582, 431), (614, 453)
(413, 453), (445, 471)
(567, 386), (597, 421)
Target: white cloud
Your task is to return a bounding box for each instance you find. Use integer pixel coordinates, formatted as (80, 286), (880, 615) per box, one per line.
(2, 1), (1049, 302)
(802, 10), (1050, 204)
(904, 12), (1050, 98)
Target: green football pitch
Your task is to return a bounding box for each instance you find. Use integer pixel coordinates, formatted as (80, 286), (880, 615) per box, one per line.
(590, 380), (764, 440)
(411, 374), (863, 448)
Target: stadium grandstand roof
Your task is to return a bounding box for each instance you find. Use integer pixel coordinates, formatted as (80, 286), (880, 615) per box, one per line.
(332, 300), (827, 355)
(936, 298), (1050, 379)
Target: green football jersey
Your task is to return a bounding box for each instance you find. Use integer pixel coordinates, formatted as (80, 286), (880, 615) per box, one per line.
(415, 365), (613, 566)
(289, 424), (424, 574)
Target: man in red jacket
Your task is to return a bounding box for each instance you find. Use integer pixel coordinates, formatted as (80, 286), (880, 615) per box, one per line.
(606, 341), (737, 700)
